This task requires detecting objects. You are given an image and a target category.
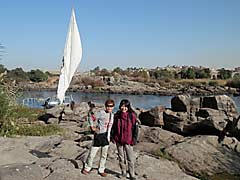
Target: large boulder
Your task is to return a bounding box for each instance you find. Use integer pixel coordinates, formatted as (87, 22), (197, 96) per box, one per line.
(201, 95), (238, 114)
(46, 106), (64, 118)
(137, 125), (183, 145)
(226, 115), (240, 141)
(166, 135), (240, 176)
(190, 97), (201, 112)
(139, 105), (165, 126)
(163, 108), (235, 136)
(163, 109), (193, 135)
(164, 95), (239, 137)
(135, 154), (199, 180)
(135, 125), (184, 153)
(195, 108), (228, 131)
(171, 95), (191, 112)
(72, 102), (89, 115)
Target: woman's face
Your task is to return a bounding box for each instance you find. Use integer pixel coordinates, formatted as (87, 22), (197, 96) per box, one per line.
(105, 103), (114, 113)
(120, 104), (128, 113)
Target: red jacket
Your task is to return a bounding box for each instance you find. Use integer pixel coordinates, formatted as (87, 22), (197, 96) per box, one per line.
(112, 111), (137, 145)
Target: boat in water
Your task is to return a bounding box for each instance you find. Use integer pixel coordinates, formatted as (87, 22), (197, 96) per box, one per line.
(43, 95), (74, 109)
(24, 8), (82, 109)
(22, 9), (82, 108)
(22, 98), (45, 109)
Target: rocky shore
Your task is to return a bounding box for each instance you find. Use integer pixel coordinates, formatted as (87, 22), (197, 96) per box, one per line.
(21, 77), (240, 96)
(0, 94), (239, 180)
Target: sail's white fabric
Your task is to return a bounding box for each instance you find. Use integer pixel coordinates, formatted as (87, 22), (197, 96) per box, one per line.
(57, 9), (82, 104)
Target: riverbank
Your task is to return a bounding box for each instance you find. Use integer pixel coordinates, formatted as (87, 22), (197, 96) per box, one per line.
(20, 90), (240, 113)
(21, 80), (240, 97)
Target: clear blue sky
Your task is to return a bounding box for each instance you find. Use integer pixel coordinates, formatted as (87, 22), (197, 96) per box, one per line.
(0, 0), (239, 72)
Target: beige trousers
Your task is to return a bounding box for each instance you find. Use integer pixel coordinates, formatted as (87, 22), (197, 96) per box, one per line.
(84, 145), (109, 173)
(116, 144), (135, 178)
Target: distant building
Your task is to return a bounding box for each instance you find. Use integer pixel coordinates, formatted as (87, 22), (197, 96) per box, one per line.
(234, 67), (240, 72)
(209, 68), (219, 79)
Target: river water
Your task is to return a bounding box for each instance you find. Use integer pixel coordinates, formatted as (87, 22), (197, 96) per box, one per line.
(19, 90), (240, 112)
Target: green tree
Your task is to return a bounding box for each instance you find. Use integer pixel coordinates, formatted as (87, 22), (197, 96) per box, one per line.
(45, 71), (53, 77)
(91, 66), (100, 73)
(181, 68), (196, 79)
(113, 67), (123, 74)
(0, 64), (7, 74)
(27, 69), (48, 82)
(218, 68), (232, 79)
(195, 68), (211, 79)
(7, 68), (29, 82)
(152, 69), (174, 79)
(226, 73), (240, 88)
(233, 73), (240, 79)
(99, 68), (111, 76)
(186, 68), (196, 79)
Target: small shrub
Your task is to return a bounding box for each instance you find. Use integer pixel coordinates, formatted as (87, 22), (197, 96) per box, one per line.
(151, 148), (173, 161)
(0, 87), (10, 119)
(81, 77), (104, 88)
(10, 105), (44, 122)
(226, 79), (240, 88)
(164, 78), (171, 83)
(209, 81), (219, 86)
(0, 120), (62, 137)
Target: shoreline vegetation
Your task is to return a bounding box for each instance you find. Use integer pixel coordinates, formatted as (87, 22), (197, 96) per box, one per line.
(0, 64), (238, 96)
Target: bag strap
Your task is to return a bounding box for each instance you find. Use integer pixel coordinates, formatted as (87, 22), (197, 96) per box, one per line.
(106, 112), (112, 131)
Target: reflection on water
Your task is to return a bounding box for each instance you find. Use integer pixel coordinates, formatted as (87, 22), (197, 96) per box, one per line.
(19, 90), (240, 112)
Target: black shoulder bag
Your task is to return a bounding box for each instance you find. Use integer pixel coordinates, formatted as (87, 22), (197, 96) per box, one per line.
(129, 112), (139, 145)
(93, 113), (111, 147)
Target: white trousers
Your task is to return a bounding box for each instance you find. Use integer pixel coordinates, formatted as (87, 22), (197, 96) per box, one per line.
(84, 145), (109, 173)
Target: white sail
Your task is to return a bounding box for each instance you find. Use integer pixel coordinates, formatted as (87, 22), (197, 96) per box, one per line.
(57, 9), (82, 104)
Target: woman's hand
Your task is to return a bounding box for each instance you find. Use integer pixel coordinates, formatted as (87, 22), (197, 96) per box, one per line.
(90, 126), (97, 132)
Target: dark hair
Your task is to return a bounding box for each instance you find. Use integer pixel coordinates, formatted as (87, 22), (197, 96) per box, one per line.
(105, 99), (115, 106)
(88, 101), (95, 109)
(119, 99), (134, 112)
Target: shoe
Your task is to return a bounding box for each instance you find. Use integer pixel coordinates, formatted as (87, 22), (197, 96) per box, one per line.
(99, 172), (107, 177)
(117, 173), (127, 179)
(81, 169), (89, 175)
(130, 177), (136, 180)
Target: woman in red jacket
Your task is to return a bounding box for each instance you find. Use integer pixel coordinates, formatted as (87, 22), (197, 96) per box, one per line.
(112, 99), (137, 180)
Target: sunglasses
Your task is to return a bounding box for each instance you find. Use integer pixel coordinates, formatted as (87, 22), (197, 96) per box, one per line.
(106, 104), (114, 107)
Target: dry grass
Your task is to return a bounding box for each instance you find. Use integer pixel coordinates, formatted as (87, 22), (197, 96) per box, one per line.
(175, 79), (227, 86)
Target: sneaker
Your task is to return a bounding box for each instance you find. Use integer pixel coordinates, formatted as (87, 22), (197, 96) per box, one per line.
(81, 169), (89, 175)
(99, 172), (107, 177)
